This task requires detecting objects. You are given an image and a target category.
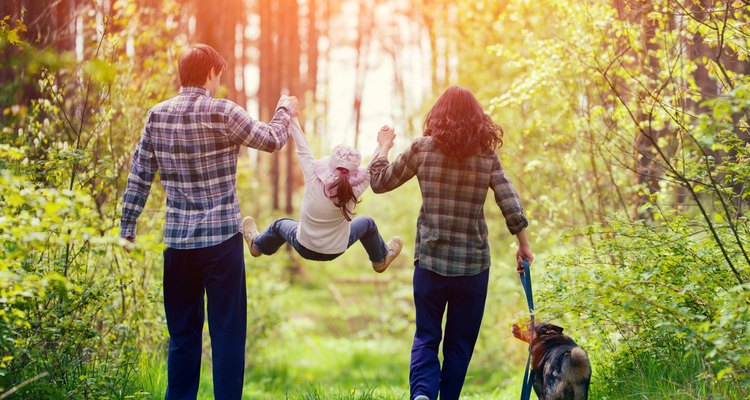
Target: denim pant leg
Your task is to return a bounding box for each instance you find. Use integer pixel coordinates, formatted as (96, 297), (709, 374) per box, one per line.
(253, 218), (300, 255)
(347, 216), (389, 263)
(203, 234), (247, 400)
(439, 268), (489, 400)
(409, 265), (447, 400)
(163, 247), (205, 400)
(253, 218), (341, 261)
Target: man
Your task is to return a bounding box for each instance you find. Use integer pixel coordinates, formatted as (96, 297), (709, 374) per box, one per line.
(120, 43), (299, 399)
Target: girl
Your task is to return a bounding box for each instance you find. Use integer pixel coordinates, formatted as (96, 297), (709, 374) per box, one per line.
(243, 118), (402, 272)
(369, 86), (533, 400)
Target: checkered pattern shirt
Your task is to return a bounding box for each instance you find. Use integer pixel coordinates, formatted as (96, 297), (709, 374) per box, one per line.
(120, 86), (292, 249)
(369, 137), (528, 276)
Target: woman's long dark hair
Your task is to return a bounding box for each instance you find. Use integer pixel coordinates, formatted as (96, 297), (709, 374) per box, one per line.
(424, 86), (504, 159)
(328, 168), (360, 221)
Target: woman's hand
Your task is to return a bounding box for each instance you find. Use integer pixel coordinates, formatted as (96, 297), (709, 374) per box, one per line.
(377, 125), (395, 150)
(515, 229), (533, 273)
(516, 245), (534, 273)
(375, 126), (395, 159)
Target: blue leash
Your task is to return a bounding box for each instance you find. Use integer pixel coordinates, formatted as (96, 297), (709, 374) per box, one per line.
(519, 259), (535, 400)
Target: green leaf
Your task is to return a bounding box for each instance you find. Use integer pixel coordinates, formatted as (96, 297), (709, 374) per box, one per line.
(717, 367), (733, 380)
(84, 59), (116, 84)
(6, 28), (21, 45)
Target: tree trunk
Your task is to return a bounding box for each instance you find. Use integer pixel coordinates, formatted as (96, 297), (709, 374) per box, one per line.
(421, 0), (440, 93)
(259, 0), (282, 210)
(632, 0), (666, 219)
(306, 0), (319, 108)
(352, 0), (373, 148)
(193, 0), (239, 101)
(281, 0), (301, 215)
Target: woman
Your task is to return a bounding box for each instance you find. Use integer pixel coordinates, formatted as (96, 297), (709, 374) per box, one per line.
(369, 86), (533, 400)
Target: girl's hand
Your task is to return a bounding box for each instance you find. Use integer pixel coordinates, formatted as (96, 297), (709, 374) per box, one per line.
(377, 126), (395, 150)
(278, 95), (300, 116)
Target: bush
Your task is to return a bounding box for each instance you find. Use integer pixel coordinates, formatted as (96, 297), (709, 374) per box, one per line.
(0, 9), (286, 397)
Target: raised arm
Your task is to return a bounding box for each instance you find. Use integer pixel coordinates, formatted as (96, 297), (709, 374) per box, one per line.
(369, 129), (419, 193)
(289, 117), (316, 179)
(224, 96), (299, 152)
(121, 116), (158, 244)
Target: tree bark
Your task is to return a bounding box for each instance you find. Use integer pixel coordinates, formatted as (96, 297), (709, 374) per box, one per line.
(352, 0), (374, 148)
(632, 0), (667, 219)
(193, 0), (239, 100)
(281, 0), (301, 214)
(259, 0), (282, 210)
(306, 0), (319, 107)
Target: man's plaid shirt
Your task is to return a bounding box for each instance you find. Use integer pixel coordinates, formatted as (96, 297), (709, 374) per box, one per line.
(120, 86), (292, 249)
(369, 137), (528, 276)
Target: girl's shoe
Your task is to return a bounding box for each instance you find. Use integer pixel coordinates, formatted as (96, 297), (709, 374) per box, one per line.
(372, 237), (403, 273)
(242, 216), (262, 257)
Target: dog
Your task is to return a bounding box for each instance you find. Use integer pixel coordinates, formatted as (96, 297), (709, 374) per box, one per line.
(512, 322), (591, 400)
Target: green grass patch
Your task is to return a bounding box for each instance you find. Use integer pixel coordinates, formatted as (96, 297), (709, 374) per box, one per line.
(594, 346), (746, 400)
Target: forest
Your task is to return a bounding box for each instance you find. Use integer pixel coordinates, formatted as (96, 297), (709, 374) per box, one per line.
(0, 0), (749, 398)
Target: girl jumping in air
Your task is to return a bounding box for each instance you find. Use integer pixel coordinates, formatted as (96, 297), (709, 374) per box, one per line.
(242, 119), (402, 272)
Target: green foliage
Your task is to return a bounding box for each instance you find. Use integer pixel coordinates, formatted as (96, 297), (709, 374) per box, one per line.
(594, 346), (746, 399)
(542, 209), (750, 387)
(2, 0), (750, 398)
(0, 4), (283, 398)
(0, 15), (153, 398)
(444, 0), (750, 397)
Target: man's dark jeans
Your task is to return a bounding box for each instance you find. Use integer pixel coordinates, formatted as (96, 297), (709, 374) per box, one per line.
(163, 233), (246, 400)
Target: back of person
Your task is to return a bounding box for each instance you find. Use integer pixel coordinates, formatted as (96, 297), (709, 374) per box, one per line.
(128, 83), (293, 250)
(147, 91), (242, 245)
(290, 120), (370, 254)
(408, 136), (495, 260)
(120, 43), (299, 400)
(370, 133), (525, 277)
(368, 85), (532, 400)
(298, 173), (354, 252)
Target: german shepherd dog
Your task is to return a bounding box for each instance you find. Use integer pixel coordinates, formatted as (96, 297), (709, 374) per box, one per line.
(512, 322), (591, 400)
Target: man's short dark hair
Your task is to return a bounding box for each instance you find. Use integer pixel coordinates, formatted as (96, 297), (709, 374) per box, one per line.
(178, 44), (227, 86)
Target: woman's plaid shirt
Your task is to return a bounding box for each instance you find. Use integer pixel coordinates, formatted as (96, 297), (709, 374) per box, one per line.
(120, 86), (292, 249)
(369, 137), (528, 276)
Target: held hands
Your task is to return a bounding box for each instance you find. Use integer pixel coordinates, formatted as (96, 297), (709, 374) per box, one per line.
(377, 125), (395, 150)
(277, 95), (300, 117)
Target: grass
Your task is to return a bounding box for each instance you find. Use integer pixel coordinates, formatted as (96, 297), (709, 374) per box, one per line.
(134, 331), (748, 400)
(592, 348), (746, 400)
(132, 265), (527, 399)
(130, 218), (748, 399)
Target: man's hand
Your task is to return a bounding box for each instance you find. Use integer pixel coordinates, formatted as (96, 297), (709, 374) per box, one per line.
(123, 237), (135, 253)
(377, 125), (395, 150)
(277, 95), (300, 117)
